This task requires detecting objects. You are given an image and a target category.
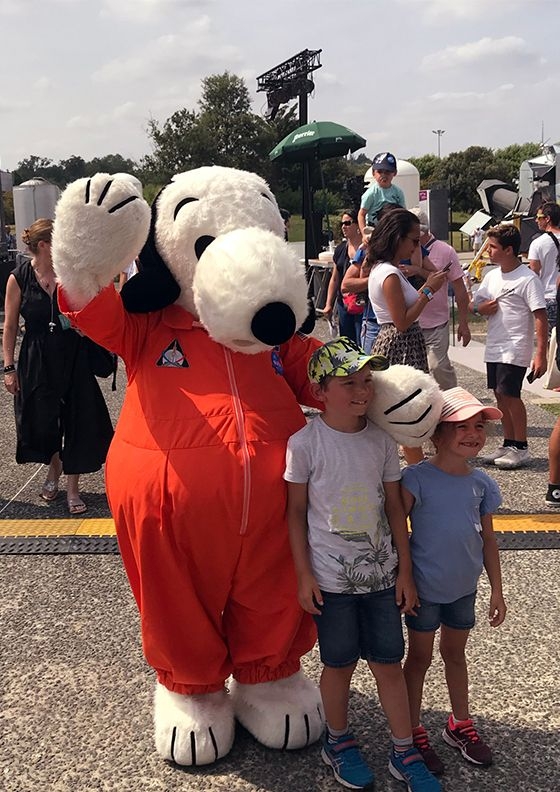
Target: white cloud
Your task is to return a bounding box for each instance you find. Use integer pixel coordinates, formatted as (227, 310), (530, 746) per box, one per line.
(397, 0), (540, 22)
(100, 0), (213, 22)
(33, 76), (52, 91)
(422, 36), (537, 71)
(92, 16), (241, 85)
(0, 0), (84, 14)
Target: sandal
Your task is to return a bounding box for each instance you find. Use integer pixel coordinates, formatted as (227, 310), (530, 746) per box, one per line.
(67, 497), (87, 515)
(40, 479), (59, 502)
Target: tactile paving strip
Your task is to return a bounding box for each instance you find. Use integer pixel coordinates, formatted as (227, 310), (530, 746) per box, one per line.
(1, 516), (560, 555)
(0, 536), (119, 555)
(495, 531), (560, 550)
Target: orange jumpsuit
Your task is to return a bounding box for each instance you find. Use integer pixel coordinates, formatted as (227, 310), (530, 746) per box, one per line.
(60, 285), (322, 694)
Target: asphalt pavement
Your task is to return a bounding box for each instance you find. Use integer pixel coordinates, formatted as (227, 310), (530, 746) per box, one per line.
(1, 302), (560, 792)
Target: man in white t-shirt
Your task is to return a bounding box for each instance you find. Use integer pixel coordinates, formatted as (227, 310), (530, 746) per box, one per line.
(527, 201), (560, 333)
(409, 208), (471, 389)
(472, 224), (547, 470)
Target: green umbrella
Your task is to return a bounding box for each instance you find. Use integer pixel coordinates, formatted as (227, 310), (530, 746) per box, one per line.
(269, 120), (366, 163)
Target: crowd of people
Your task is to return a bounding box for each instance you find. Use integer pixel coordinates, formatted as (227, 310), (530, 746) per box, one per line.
(2, 164), (558, 791)
(286, 154), (557, 788)
(322, 151), (556, 478)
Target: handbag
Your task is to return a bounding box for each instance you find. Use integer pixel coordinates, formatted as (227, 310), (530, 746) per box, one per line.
(342, 292), (365, 315)
(84, 336), (118, 390)
(544, 327), (560, 390)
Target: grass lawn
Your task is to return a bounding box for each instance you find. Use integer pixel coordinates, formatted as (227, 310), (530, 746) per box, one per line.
(288, 211), (475, 252)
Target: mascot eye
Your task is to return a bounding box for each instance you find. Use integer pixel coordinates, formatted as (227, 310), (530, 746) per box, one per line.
(173, 197), (199, 221)
(195, 235), (216, 260)
(261, 193), (273, 202)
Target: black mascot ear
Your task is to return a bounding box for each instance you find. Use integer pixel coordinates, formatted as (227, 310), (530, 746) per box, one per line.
(297, 299), (316, 336)
(121, 187), (181, 313)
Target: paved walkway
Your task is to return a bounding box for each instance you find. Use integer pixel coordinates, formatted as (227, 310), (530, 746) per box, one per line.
(1, 325), (559, 792)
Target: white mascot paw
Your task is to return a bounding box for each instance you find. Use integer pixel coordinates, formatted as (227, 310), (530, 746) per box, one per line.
(154, 683), (235, 766)
(52, 172), (151, 309)
(230, 671), (324, 750)
(369, 365), (444, 446)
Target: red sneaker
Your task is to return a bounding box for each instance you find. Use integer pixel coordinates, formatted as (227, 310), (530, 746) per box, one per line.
(442, 718), (492, 766)
(413, 725), (444, 776)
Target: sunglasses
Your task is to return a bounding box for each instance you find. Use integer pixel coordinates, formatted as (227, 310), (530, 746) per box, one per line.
(536, 214), (546, 219)
(341, 220), (355, 226)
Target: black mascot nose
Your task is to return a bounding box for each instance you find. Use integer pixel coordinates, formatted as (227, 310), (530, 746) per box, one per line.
(251, 302), (297, 346)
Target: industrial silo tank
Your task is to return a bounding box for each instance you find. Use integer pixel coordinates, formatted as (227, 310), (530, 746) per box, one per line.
(13, 177), (61, 252)
(363, 159), (420, 210)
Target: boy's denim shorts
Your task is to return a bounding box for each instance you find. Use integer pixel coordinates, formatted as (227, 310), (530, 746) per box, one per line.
(314, 586), (404, 667)
(405, 591), (476, 633)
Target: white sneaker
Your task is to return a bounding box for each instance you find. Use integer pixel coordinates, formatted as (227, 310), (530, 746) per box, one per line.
(480, 446), (510, 464)
(494, 447), (530, 469)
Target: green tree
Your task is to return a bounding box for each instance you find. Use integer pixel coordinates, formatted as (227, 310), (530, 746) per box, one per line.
(144, 72), (276, 182)
(12, 155), (57, 185)
(409, 154), (446, 189)
(59, 155), (87, 183)
(87, 153), (140, 177)
(440, 147), (500, 213)
(493, 142), (541, 185)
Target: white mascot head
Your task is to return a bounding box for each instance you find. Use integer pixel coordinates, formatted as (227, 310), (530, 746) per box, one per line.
(369, 365), (444, 446)
(122, 166), (311, 354)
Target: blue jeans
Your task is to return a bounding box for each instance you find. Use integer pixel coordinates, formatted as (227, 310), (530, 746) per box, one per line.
(337, 301), (362, 346)
(361, 316), (381, 354)
(405, 591), (477, 632)
(314, 586), (405, 667)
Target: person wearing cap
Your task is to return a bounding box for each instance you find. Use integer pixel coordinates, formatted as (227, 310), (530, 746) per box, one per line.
(408, 208), (471, 389)
(284, 337), (442, 792)
(401, 387), (506, 777)
(358, 152), (405, 244)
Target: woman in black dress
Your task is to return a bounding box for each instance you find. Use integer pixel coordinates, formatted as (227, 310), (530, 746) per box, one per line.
(2, 219), (114, 513)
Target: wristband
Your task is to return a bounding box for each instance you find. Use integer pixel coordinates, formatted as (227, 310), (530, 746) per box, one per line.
(419, 287), (433, 301)
(472, 304), (480, 316)
(3, 364), (15, 374)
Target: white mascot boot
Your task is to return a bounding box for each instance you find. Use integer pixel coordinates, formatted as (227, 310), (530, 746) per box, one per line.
(154, 683), (235, 766)
(230, 671), (324, 749)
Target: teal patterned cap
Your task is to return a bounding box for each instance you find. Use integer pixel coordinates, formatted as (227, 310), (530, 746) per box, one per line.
(308, 338), (389, 383)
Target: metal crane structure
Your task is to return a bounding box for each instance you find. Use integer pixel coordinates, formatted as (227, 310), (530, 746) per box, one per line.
(257, 49), (323, 262)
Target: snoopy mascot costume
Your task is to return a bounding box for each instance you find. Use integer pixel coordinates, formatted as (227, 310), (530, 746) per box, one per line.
(52, 166), (443, 767)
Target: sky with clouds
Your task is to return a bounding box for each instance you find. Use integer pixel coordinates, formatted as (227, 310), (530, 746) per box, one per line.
(1, 0), (558, 171)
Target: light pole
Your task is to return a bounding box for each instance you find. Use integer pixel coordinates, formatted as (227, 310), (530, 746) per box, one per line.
(432, 129), (445, 158)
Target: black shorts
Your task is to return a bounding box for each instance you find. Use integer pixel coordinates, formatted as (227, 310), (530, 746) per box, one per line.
(486, 362), (526, 398)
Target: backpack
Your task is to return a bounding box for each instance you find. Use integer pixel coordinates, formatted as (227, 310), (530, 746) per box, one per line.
(547, 232), (560, 270)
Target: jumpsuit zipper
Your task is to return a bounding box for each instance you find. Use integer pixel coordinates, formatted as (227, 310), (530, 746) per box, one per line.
(224, 347), (251, 535)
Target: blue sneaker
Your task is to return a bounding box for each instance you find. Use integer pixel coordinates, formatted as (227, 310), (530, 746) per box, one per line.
(389, 747), (442, 791)
(321, 732), (375, 789)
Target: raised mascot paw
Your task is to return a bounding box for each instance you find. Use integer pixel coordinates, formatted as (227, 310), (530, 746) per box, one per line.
(52, 173), (151, 308)
(230, 671), (324, 750)
(154, 683), (235, 766)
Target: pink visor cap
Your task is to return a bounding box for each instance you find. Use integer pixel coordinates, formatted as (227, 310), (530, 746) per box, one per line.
(439, 387), (503, 422)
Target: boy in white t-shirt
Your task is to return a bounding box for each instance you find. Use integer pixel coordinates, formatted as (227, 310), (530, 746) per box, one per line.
(284, 338), (441, 791)
(471, 224), (547, 470)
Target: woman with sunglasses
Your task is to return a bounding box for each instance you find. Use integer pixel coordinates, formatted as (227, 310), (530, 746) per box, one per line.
(322, 210), (364, 345)
(367, 210), (448, 462)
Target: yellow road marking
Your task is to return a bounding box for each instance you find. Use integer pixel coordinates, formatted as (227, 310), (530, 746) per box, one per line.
(0, 515), (559, 538)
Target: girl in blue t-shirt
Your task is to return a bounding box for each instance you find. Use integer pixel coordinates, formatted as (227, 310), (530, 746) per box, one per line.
(400, 387), (507, 777)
